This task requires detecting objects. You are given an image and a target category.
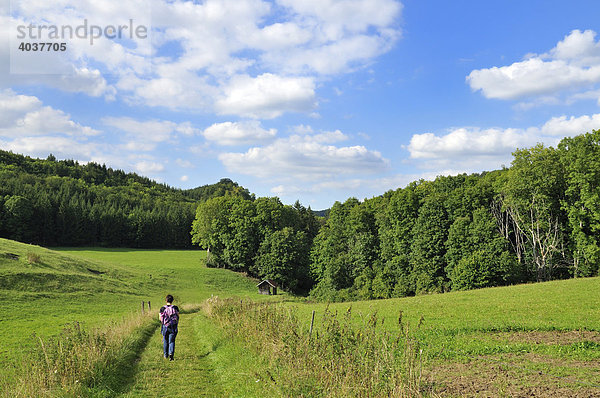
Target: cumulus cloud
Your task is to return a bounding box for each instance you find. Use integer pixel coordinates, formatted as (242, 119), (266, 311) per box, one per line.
(5, 0), (402, 118)
(103, 116), (199, 151)
(311, 130), (349, 143)
(135, 160), (165, 174)
(0, 89), (100, 137)
(407, 112), (600, 171)
(216, 74), (317, 119)
(219, 132), (389, 180)
(540, 114), (600, 136)
(467, 30), (600, 102)
(3, 4), (143, 99)
(203, 121), (277, 146)
(408, 128), (536, 160)
(0, 136), (99, 160)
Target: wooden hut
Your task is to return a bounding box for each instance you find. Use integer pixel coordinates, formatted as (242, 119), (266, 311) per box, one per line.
(257, 280), (278, 295)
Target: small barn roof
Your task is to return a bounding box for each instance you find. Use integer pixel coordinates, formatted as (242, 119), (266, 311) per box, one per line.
(257, 279), (278, 288)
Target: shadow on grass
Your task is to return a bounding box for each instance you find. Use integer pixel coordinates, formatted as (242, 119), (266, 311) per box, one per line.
(90, 320), (160, 396)
(180, 307), (202, 315)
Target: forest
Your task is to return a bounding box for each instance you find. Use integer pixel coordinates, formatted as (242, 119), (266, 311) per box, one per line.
(1, 130), (599, 298)
(191, 130), (600, 299)
(0, 150), (251, 248)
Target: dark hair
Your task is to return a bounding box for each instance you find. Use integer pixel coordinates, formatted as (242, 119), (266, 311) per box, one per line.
(166, 294), (174, 304)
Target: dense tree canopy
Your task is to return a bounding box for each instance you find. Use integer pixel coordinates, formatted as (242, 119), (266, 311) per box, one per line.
(191, 195), (319, 293)
(2, 129), (600, 298)
(0, 151), (250, 248)
(302, 130), (600, 300)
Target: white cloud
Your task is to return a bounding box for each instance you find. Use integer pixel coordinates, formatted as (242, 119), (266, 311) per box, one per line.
(203, 121), (277, 146)
(180, 175), (189, 182)
(5, 0), (402, 118)
(0, 136), (99, 160)
(135, 161), (165, 174)
(276, 0), (401, 34)
(176, 158), (195, 168)
(216, 74), (317, 119)
(292, 124), (314, 134)
(3, 5), (143, 99)
(408, 128), (536, 160)
(0, 89), (100, 137)
(53, 68), (117, 99)
(407, 112), (600, 171)
(311, 130), (349, 143)
(103, 117), (199, 148)
(567, 89), (600, 106)
(467, 30), (600, 101)
(540, 114), (600, 136)
(219, 132), (389, 180)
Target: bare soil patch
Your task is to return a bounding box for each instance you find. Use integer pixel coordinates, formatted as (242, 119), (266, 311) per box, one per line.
(490, 330), (600, 345)
(428, 353), (600, 397)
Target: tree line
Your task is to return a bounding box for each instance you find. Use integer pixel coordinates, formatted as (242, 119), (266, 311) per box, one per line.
(1, 130), (599, 298)
(191, 196), (322, 293)
(192, 130), (600, 298)
(0, 150), (251, 248)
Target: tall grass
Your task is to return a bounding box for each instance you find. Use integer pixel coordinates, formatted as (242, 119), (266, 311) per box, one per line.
(1, 313), (158, 398)
(204, 297), (432, 397)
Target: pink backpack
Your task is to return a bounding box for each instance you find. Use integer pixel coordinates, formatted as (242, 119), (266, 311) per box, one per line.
(161, 305), (179, 327)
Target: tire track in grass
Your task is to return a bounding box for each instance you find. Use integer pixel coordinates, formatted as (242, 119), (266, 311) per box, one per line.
(120, 311), (224, 397)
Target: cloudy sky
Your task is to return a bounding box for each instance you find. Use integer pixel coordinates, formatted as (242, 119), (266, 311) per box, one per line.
(2, 0), (600, 209)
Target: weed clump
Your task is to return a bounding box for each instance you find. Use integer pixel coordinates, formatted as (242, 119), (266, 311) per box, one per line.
(26, 252), (41, 265)
(1, 314), (158, 397)
(205, 297), (428, 397)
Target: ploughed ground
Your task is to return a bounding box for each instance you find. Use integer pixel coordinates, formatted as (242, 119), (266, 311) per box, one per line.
(427, 331), (600, 397)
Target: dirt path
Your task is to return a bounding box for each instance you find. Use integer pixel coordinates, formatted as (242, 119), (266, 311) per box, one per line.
(121, 311), (224, 397)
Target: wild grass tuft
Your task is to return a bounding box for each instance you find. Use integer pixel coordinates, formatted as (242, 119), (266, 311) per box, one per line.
(1, 313), (158, 398)
(204, 297), (432, 397)
(26, 252), (41, 265)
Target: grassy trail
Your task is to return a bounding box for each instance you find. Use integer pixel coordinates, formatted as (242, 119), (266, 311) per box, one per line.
(121, 311), (224, 397)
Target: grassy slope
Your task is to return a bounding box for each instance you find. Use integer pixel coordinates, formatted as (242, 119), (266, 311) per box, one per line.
(294, 277), (600, 333)
(54, 247), (281, 397)
(0, 239), (153, 363)
(0, 240), (279, 396)
(2, 238), (598, 396)
(290, 278), (600, 395)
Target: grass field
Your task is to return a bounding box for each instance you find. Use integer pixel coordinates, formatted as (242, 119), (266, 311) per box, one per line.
(0, 239), (280, 397)
(290, 279), (600, 396)
(1, 238), (599, 397)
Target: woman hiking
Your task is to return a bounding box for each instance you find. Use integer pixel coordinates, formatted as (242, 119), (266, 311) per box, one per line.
(159, 294), (180, 361)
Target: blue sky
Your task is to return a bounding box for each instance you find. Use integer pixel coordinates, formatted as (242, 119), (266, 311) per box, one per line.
(2, 0), (600, 209)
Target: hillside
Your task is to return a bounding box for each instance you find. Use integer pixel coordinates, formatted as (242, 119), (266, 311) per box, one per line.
(1, 239), (598, 396)
(211, 276), (600, 397)
(0, 238), (275, 397)
(0, 238), (140, 296)
(0, 150), (252, 248)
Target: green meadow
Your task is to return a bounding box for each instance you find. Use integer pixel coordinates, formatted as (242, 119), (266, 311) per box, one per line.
(1, 238), (599, 397)
(0, 239), (281, 396)
(0, 240), (258, 360)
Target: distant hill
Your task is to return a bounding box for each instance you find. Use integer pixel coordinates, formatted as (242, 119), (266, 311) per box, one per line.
(184, 178), (254, 201)
(0, 150), (253, 248)
(0, 238), (138, 295)
(311, 209), (330, 218)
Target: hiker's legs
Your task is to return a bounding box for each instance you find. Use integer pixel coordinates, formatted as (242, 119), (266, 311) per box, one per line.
(168, 329), (177, 358)
(162, 326), (169, 358)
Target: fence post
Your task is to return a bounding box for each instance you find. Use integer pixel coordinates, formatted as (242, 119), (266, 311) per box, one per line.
(148, 301), (151, 312)
(309, 310), (315, 339)
(141, 300), (145, 314)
